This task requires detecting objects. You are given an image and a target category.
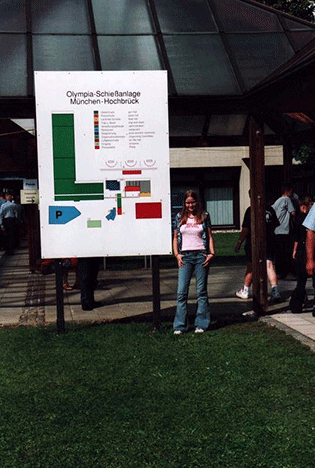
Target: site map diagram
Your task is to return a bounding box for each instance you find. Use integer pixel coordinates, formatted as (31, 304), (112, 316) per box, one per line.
(35, 71), (171, 258)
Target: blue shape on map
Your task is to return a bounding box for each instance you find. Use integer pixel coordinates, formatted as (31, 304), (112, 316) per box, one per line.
(49, 206), (81, 224)
(106, 208), (116, 221)
(106, 180), (120, 191)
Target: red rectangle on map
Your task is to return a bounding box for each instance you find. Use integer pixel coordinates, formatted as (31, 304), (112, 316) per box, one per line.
(135, 202), (162, 219)
(125, 186), (140, 192)
(123, 170), (142, 175)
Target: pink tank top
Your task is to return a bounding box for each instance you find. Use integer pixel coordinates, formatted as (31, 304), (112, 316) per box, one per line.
(180, 218), (204, 251)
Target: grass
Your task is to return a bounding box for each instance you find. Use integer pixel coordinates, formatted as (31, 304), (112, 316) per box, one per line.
(1, 322), (315, 467)
(212, 231), (245, 265)
(105, 232), (244, 270)
(212, 231), (241, 256)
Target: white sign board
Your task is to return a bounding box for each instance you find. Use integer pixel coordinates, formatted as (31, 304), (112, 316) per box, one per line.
(35, 71), (171, 258)
(23, 179), (38, 190)
(20, 189), (39, 205)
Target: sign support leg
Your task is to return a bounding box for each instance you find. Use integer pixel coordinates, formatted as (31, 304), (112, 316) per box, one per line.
(152, 255), (161, 330)
(55, 260), (66, 334)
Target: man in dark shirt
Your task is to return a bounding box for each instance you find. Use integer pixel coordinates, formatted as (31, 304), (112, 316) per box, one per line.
(235, 204), (282, 303)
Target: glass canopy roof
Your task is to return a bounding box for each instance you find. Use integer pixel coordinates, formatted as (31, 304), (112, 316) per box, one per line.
(1, 0), (315, 98)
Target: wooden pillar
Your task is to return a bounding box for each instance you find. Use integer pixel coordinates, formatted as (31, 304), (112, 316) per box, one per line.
(249, 115), (268, 315)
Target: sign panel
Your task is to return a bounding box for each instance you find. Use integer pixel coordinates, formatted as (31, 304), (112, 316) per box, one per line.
(20, 190), (39, 205)
(35, 71), (171, 258)
(23, 179), (38, 190)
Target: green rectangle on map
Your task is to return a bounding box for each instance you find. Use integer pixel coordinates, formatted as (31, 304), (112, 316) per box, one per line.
(54, 158), (75, 179)
(55, 179), (103, 195)
(52, 113), (104, 201)
(55, 194), (104, 201)
(87, 220), (102, 228)
(52, 114), (74, 127)
(53, 127), (75, 159)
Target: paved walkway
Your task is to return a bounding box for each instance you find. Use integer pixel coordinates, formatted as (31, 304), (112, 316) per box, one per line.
(1, 244), (315, 351)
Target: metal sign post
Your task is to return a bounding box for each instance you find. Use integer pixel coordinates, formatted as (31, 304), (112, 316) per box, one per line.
(55, 260), (65, 334)
(152, 255), (161, 330)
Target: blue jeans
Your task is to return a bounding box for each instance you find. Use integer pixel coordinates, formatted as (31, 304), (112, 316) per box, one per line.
(173, 250), (210, 332)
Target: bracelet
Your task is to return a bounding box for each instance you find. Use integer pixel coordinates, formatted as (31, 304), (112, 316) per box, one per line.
(209, 252), (215, 256)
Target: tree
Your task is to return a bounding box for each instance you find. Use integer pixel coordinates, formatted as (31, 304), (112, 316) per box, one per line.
(258, 0), (315, 22)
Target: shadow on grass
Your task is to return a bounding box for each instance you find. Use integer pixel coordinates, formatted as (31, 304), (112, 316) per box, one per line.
(105, 300), (259, 331)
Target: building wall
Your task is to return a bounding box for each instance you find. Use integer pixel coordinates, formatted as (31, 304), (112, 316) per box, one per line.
(170, 146), (283, 226)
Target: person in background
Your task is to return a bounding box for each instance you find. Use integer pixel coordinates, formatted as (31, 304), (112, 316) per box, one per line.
(289, 196), (314, 314)
(173, 190), (215, 335)
(62, 258), (80, 291)
(302, 200), (315, 317)
(0, 192), (19, 256)
(0, 192), (5, 207)
(235, 198), (282, 303)
(289, 190), (300, 276)
(272, 183), (295, 279)
(78, 257), (102, 311)
(12, 195), (24, 249)
(0, 192), (5, 251)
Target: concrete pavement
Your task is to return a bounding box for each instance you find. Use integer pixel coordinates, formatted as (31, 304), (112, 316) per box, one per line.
(1, 243), (315, 351)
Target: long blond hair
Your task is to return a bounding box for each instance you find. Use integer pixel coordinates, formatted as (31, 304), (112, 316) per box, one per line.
(180, 190), (205, 226)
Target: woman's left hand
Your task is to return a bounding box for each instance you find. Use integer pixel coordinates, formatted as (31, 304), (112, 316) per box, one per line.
(202, 253), (214, 267)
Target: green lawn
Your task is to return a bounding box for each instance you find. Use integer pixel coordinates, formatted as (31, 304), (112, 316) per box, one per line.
(212, 231), (245, 265)
(1, 322), (315, 467)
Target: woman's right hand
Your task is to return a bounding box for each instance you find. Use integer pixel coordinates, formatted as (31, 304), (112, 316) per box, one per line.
(175, 254), (185, 267)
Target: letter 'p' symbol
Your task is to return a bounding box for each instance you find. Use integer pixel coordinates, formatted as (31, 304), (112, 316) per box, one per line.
(49, 206), (81, 224)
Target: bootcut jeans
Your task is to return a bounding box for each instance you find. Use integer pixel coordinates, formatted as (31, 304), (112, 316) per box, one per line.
(173, 250), (210, 332)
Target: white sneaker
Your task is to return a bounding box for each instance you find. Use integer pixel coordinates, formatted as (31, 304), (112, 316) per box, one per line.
(242, 311), (258, 318)
(174, 330), (182, 335)
(195, 328), (205, 334)
(236, 288), (249, 300)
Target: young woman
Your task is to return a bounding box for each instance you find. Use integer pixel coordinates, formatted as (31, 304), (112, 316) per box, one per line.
(173, 190), (215, 334)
